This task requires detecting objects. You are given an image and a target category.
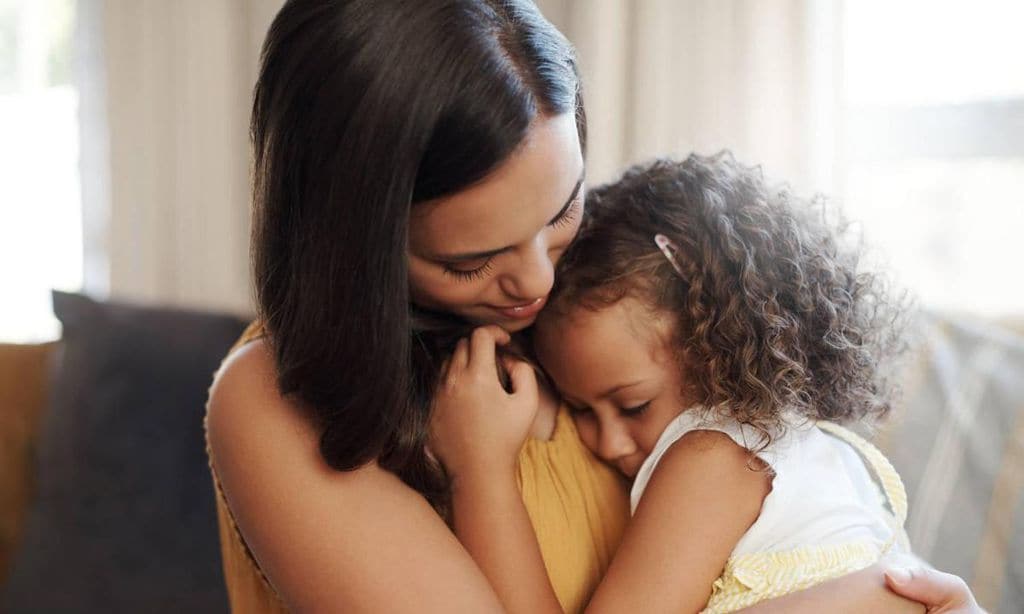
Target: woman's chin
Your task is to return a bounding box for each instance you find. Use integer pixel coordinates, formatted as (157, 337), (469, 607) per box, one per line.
(463, 308), (539, 332)
(470, 315), (537, 332)
(500, 316), (537, 332)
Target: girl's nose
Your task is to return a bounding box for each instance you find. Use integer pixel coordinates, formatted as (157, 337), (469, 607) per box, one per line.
(597, 419), (638, 462)
(499, 238), (554, 301)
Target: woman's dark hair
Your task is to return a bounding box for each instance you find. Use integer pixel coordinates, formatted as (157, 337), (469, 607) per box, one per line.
(250, 0), (584, 513)
(544, 153), (907, 449)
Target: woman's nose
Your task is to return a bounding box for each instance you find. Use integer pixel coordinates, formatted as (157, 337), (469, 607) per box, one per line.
(597, 419), (638, 462)
(499, 238), (555, 301)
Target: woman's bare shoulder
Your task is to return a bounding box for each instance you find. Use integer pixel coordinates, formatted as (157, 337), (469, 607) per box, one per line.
(206, 339), (503, 613)
(207, 338), (317, 456)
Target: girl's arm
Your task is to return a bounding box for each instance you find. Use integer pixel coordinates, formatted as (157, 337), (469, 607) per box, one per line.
(431, 327), (983, 614)
(431, 329), (770, 613)
(588, 433), (966, 614)
(206, 339), (506, 613)
(585, 429), (772, 613)
(445, 433), (762, 614)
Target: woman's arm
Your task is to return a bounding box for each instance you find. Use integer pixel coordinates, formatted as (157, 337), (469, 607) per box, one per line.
(206, 340), (505, 613)
(738, 564), (925, 614)
(738, 547), (986, 613)
(449, 468), (563, 614)
(430, 327), (564, 614)
(884, 566), (985, 614)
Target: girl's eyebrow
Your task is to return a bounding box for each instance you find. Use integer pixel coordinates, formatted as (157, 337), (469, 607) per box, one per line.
(430, 173), (585, 263)
(599, 380), (644, 399)
(562, 380), (644, 410)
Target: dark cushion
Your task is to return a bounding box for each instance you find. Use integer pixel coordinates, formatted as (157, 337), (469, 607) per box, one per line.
(1, 291), (247, 613)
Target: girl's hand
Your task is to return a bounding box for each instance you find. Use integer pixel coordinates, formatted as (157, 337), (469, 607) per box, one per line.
(429, 326), (539, 482)
(884, 565), (986, 614)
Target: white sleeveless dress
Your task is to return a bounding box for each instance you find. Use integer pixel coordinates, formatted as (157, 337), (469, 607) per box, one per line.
(630, 409), (910, 613)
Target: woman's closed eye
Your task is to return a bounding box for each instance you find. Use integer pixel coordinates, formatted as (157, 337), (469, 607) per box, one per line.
(442, 258), (494, 281)
(548, 196), (581, 228)
(439, 193), (581, 283)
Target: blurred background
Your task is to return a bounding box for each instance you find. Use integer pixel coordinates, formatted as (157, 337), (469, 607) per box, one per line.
(2, 0), (1022, 341)
(0, 1), (1022, 612)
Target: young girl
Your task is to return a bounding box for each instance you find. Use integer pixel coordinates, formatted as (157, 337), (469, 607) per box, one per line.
(431, 153), (912, 613)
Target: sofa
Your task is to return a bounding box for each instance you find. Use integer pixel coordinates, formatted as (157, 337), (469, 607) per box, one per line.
(0, 292), (247, 613)
(1, 292), (1022, 612)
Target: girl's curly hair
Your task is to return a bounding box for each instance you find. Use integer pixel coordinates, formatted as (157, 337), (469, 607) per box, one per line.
(544, 152), (906, 445)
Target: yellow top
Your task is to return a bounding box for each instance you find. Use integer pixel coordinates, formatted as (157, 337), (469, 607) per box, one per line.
(204, 323), (629, 613)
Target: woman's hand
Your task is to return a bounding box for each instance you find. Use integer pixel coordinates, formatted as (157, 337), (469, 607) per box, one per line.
(884, 565), (986, 614)
(429, 325), (539, 482)
(430, 326), (561, 614)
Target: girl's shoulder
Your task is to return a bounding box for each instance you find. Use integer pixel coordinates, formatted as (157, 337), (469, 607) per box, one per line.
(630, 410), (776, 512)
(657, 409), (814, 464)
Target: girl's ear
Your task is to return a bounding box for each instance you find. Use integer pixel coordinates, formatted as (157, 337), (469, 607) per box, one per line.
(668, 344), (701, 407)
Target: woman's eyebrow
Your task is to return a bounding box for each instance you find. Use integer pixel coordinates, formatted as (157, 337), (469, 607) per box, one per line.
(434, 245), (510, 263)
(431, 172), (585, 263)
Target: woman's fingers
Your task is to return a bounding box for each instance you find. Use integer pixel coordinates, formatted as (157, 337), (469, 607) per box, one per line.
(467, 326), (510, 373)
(884, 566), (982, 613)
(451, 337), (470, 371)
(504, 357), (538, 402)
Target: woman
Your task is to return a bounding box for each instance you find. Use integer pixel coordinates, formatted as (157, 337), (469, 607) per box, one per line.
(205, 1), (981, 611)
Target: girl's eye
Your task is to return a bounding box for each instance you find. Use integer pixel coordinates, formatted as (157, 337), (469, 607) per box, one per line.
(568, 404), (593, 417)
(442, 259), (494, 282)
(621, 402), (650, 418)
(549, 197), (582, 229)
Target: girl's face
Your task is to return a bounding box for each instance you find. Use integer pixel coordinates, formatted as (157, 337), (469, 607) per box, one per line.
(534, 297), (692, 478)
(407, 113), (584, 332)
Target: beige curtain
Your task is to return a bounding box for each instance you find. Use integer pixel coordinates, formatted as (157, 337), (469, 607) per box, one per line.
(86, 0), (838, 313)
(536, 0), (842, 193)
(83, 0), (285, 314)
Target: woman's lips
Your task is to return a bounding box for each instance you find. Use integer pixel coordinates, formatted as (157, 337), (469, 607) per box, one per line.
(491, 296), (546, 320)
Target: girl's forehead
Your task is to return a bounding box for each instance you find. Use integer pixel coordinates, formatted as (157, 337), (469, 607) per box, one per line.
(537, 298), (678, 380)
(408, 113), (583, 258)
(539, 299), (664, 359)
(535, 298), (676, 399)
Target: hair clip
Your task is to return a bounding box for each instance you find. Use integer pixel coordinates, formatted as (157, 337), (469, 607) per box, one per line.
(654, 234), (685, 277)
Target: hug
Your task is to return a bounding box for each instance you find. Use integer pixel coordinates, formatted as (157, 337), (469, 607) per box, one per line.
(204, 1), (986, 612)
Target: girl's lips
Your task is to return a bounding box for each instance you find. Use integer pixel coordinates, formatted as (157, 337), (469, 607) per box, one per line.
(492, 296), (547, 320)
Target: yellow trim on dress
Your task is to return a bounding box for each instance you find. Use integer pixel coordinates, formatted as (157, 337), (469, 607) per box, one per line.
(703, 421), (910, 614)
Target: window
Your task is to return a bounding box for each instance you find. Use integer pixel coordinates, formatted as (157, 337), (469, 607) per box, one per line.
(842, 0), (1024, 315)
(0, 0), (81, 342)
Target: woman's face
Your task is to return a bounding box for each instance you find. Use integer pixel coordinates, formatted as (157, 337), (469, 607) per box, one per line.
(407, 113), (585, 332)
